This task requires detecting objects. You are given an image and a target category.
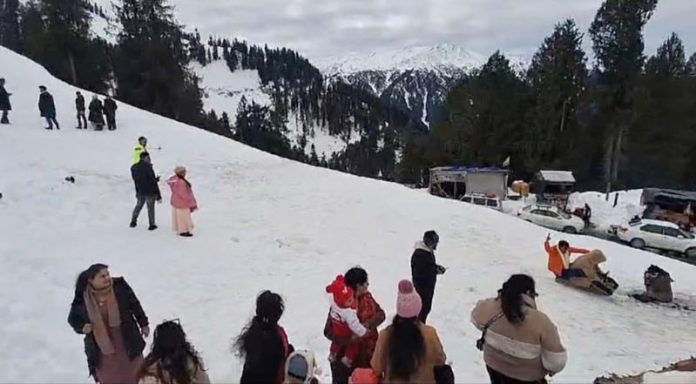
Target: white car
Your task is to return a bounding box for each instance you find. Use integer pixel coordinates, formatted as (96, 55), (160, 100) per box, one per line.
(517, 204), (585, 234)
(460, 193), (502, 211)
(616, 219), (696, 258)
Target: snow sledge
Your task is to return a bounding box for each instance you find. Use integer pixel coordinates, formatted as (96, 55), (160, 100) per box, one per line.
(555, 250), (619, 296)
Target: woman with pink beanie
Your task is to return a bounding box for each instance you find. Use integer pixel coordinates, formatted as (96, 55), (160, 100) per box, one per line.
(371, 280), (446, 384)
(167, 166), (198, 237)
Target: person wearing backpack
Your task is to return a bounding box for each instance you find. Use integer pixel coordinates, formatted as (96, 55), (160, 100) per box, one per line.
(471, 275), (566, 384)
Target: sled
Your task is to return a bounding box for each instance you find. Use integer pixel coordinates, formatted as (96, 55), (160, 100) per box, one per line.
(555, 275), (618, 296)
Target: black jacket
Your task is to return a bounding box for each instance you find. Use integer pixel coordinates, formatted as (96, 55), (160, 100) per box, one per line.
(131, 161), (161, 198)
(104, 98), (117, 116)
(0, 85), (11, 111)
(76, 94), (85, 111)
(67, 277), (149, 377)
(88, 99), (105, 124)
(239, 325), (291, 384)
(39, 91), (56, 117)
(411, 244), (441, 289)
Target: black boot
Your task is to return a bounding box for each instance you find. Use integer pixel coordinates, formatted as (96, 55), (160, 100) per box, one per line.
(148, 225), (158, 231)
(179, 232), (193, 237)
(129, 221), (137, 228)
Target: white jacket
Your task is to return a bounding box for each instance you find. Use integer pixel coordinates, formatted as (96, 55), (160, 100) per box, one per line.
(329, 300), (367, 337)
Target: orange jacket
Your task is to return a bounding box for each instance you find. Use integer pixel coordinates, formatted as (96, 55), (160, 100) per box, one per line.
(545, 240), (589, 277)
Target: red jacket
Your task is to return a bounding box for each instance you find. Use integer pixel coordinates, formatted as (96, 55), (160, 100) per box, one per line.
(545, 240), (589, 277)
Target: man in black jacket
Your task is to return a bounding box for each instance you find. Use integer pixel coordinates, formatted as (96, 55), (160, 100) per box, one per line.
(130, 152), (161, 230)
(104, 95), (118, 130)
(0, 78), (11, 124)
(75, 91), (87, 129)
(38, 85), (60, 130)
(411, 230), (446, 323)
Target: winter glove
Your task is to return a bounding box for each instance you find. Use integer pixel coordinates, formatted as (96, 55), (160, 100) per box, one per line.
(82, 323), (93, 334)
(436, 265), (447, 275)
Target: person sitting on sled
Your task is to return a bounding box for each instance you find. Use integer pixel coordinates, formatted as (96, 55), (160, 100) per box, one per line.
(545, 235), (590, 279)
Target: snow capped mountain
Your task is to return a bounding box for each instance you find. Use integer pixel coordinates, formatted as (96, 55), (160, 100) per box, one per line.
(317, 43), (485, 75)
(3, 45), (696, 382)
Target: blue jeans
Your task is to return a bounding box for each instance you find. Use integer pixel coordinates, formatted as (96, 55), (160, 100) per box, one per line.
(561, 269), (586, 279)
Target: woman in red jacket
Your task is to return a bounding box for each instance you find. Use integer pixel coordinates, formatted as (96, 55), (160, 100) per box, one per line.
(324, 267), (386, 384)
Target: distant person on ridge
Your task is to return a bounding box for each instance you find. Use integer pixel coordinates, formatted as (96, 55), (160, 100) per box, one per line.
(167, 166), (198, 237)
(411, 230), (446, 323)
(104, 95), (118, 131)
(38, 85), (59, 130)
(75, 91), (87, 129)
(130, 152), (161, 230)
(89, 95), (106, 130)
(0, 78), (12, 124)
(133, 136), (148, 165)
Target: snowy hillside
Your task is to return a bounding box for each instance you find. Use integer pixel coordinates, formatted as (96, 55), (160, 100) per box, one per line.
(3, 46), (696, 382)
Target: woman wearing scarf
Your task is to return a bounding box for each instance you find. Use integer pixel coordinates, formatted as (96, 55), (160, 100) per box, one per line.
(68, 264), (150, 383)
(167, 166), (198, 237)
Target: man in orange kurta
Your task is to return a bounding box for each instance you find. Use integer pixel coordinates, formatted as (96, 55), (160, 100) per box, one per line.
(545, 236), (590, 279)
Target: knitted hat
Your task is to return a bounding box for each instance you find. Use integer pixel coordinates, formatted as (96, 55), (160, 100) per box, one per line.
(326, 275), (354, 308)
(396, 280), (422, 318)
(285, 350), (319, 384)
(350, 368), (380, 384)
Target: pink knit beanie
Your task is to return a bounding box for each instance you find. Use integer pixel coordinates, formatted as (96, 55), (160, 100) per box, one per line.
(396, 280), (422, 318)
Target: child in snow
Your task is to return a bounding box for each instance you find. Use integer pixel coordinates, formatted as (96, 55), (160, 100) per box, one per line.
(326, 275), (368, 368)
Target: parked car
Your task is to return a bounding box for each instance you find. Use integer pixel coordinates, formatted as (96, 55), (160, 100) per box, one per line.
(460, 193), (502, 211)
(616, 219), (696, 258)
(517, 204), (585, 234)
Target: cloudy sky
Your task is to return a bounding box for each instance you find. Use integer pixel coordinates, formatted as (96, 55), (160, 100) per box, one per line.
(170, 0), (696, 63)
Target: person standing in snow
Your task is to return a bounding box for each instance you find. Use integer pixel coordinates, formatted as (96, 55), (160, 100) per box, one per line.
(89, 95), (106, 130)
(234, 290), (293, 384)
(75, 91), (87, 129)
(38, 85), (60, 130)
(68, 263), (150, 384)
(104, 95), (118, 131)
(411, 230), (446, 323)
(167, 166), (198, 237)
(137, 320), (210, 384)
(325, 275), (368, 368)
(133, 136), (148, 165)
(0, 78), (12, 124)
(471, 274), (567, 384)
(130, 152), (161, 230)
(324, 267), (385, 384)
(371, 280), (446, 384)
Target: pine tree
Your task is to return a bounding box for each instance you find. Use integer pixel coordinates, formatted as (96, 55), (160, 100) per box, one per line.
(40, 0), (92, 84)
(527, 19), (588, 172)
(589, 0), (658, 191)
(115, 0), (203, 125)
(645, 33), (686, 77)
(0, 0), (21, 52)
(687, 53), (696, 76)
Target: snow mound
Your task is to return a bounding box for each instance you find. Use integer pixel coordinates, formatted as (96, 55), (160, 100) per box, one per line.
(2, 46), (696, 382)
(569, 190), (645, 231)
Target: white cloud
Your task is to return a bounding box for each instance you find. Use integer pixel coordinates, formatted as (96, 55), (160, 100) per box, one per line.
(169, 0), (696, 63)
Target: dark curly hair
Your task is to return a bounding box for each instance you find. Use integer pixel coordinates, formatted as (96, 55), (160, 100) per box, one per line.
(139, 321), (205, 384)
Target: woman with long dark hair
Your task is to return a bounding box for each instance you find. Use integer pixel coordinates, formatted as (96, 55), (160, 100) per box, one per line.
(371, 280), (446, 383)
(324, 267), (386, 383)
(68, 264), (150, 383)
(138, 320), (210, 384)
(472, 274), (567, 384)
(234, 290), (293, 384)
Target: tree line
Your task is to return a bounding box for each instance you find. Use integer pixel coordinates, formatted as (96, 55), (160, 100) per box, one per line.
(401, 0), (696, 191)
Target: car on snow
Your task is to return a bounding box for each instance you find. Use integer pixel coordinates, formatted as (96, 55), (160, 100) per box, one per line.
(517, 204), (585, 234)
(616, 219), (696, 258)
(460, 193), (502, 211)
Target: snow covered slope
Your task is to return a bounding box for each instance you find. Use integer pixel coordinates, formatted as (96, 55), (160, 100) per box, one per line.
(2, 46), (696, 382)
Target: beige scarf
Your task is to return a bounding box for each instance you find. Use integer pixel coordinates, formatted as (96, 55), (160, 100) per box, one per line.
(84, 282), (121, 355)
